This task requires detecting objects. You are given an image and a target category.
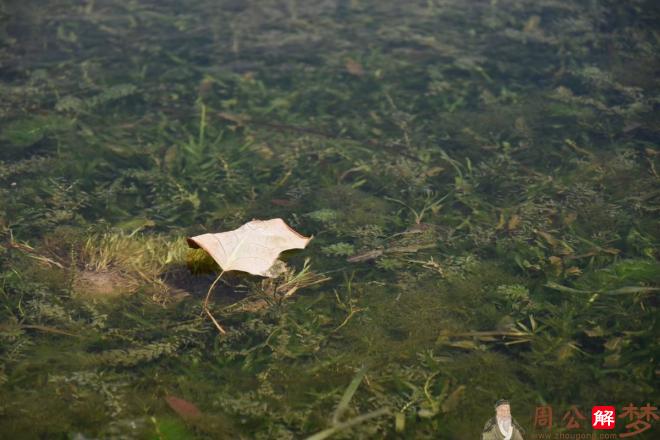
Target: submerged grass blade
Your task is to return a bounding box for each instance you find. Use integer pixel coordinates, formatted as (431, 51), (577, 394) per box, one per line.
(332, 364), (368, 425)
(306, 407), (390, 440)
(546, 282), (659, 296)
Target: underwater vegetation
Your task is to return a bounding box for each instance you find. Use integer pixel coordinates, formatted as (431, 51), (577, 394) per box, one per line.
(0, 0), (659, 438)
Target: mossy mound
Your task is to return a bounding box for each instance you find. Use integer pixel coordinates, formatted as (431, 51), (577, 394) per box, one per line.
(73, 269), (135, 299)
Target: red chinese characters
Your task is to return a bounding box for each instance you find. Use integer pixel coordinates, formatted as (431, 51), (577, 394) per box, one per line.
(592, 406), (616, 430)
(619, 403), (659, 438)
(531, 403), (658, 437)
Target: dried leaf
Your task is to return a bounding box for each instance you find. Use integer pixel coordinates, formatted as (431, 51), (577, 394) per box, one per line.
(507, 214), (521, 231)
(563, 212), (578, 226)
(345, 58), (365, 77)
(548, 255), (563, 276)
(496, 213), (506, 230)
(347, 248), (384, 263)
(441, 385), (466, 413)
(536, 230), (559, 247)
(270, 198), (296, 207)
(564, 266), (582, 277)
(395, 412), (406, 433)
(187, 218), (311, 277)
(423, 166), (445, 177)
(523, 15), (541, 33)
(165, 396), (202, 421)
(584, 326), (605, 337)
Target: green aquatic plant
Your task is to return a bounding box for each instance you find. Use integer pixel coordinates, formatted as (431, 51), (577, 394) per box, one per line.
(55, 84), (137, 113)
(75, 231), (189, 300)
(88, 336), (187, 368)
(305, 209), (339, 224)
(185, 247), (220, 274)
(321, 242), (355, 257)
(0, 115), (74, 149)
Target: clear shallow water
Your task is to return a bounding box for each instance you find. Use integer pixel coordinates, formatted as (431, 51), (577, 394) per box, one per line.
(0, 1), (659, 438)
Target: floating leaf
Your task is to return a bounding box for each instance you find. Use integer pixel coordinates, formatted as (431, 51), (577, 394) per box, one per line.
(187, 218), (311, 278)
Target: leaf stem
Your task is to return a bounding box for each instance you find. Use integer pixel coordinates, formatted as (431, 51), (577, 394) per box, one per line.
(203, 270), (226, 334)
(205, 308), (226, 334)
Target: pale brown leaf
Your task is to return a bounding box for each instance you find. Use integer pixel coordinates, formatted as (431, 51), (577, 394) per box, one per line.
(345, 58), (365, 76)
(187, 218), (311, 277)
(165, 395), (202, 421)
